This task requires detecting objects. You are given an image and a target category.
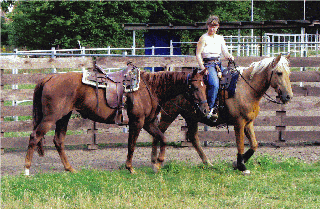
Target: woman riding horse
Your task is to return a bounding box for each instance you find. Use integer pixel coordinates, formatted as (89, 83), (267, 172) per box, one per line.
(153, 54), (293, 175)
(196, 15), (234, 121)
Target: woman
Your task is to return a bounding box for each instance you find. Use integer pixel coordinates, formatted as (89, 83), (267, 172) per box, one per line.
(196, 15), (234, 121)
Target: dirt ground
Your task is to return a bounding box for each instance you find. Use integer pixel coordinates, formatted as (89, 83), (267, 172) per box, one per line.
(1, 146), (319, 176)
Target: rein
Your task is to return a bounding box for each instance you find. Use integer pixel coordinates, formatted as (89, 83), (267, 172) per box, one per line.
(231, 60), (284, 105)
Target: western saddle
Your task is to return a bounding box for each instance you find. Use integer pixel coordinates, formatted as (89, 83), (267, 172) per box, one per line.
(85, 62), (140, 125)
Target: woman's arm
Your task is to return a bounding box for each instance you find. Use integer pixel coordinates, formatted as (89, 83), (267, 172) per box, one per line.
(221, 38), (234, 61)
(196, 36), (206, 70)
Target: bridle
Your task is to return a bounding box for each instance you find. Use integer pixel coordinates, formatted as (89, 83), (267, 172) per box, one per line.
(184, 73), (208, 112)
(230, 60), (285, 105)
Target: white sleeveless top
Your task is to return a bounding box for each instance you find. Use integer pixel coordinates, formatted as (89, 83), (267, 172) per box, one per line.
(201, 33), (231, 59)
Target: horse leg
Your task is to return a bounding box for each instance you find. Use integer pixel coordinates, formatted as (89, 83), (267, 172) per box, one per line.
(233, 121), (250, 175)
(126, 121), (143, 174)
(25, 119), (55, 175)
(186, 119), (212, 166)
(144, 122), (167, 173)
(151, 135), (159, 171)
(53, 112), (75, 173)
(243, 122), (257, 163)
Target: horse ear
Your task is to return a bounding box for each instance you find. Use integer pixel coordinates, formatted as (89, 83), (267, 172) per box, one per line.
(271, 54), (281, 68)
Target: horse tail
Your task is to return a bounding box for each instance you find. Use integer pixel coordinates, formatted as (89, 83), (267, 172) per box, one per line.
(32, 75), (54, 156)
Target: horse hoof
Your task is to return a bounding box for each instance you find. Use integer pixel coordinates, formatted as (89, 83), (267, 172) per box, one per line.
(70, 169), (77, 173)
(242, 170), (251, 175)
(130, 168), (136, 174)
(24, 168), (30, 176)
(152, 163), (161, 173)
(207, 162), (213, 167)
(232, 161), (237, 170)
(65, 167), (77, 173)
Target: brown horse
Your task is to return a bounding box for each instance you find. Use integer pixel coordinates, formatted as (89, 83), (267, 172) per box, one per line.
(153, 54), (293, 174)
(24, 68), (210, 175)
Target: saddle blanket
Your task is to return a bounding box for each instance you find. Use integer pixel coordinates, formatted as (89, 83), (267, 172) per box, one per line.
(82, 69), (107, 88)
(81, 67), (141, 92)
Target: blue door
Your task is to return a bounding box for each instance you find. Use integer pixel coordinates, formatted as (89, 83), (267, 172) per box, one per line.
(145, 30), (181, 72)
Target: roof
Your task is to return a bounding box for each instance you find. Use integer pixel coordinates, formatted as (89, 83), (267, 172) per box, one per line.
(123, 20), (320, 30)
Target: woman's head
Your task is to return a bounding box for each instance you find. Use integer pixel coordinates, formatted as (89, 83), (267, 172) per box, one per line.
(206, 15), (219, 35)
(206, 15), (219, 27)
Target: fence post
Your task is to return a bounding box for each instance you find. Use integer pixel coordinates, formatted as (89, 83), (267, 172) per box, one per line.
(51, 47), (57, 73)
(151, 46), (155, 72)
(276, 105), (287, 142)
(170, 40), (173, 56)
(316, 29), (319, 57)
(88, 121), (98, 150)
(132, 30), (136, 55)
(81, 47), (86, 72)
(237, 30), (241, 56)
(0, 68), (4, 154)
(12, 49), (19, 121)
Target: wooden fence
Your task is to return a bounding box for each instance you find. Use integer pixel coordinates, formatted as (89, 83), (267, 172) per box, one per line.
(1, 56), (320, 152)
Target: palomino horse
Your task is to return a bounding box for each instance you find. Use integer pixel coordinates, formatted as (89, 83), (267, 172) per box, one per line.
(24, 68), (210, 175)
(152, 54), (293, 174)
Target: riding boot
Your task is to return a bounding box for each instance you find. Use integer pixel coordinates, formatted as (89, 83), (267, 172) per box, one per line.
(206, 106), (218, 122)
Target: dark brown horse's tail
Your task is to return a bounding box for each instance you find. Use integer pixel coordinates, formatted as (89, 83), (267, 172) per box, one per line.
(32, 75), (54, 156)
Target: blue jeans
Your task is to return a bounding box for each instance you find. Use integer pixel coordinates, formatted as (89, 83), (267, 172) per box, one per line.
(204, 61), (225, 109)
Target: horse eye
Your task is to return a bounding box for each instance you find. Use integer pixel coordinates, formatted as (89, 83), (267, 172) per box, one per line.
(276, 72), (283, 76)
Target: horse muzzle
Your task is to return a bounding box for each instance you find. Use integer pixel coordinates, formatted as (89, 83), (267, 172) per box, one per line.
(194, 100), (210, 117)
(278, 89), (293, 104)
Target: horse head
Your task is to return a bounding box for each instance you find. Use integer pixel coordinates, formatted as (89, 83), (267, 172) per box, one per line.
(186, 68), (210, 116)
(269, 54), (293, 104)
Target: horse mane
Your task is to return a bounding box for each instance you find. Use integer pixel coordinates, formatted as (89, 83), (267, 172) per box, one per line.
(249, 56), (290, 79)
(140, 71), (189, 93)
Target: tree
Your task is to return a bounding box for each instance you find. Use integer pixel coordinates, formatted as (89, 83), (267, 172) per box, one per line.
(4, 1), (313, 50)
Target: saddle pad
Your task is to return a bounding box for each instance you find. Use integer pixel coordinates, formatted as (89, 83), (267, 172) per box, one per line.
(82, 69), (107, 88)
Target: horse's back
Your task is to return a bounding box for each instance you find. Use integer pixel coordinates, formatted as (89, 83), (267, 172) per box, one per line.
(40, 72), (85, 115)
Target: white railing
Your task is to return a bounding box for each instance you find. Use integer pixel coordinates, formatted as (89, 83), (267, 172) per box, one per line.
(264, 33), (320, 57)
(2, 33), (319, 58)
(171, 33), (320, 57)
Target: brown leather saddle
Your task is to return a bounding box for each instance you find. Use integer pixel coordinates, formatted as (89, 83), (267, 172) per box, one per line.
(217, 61), (240, 109)
(86, 62), (140, 125)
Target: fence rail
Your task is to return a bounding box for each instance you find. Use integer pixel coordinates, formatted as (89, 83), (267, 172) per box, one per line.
(1, 56), (320, 152)
(172, 33), (320, 57)
(2, 33), (320, 58)
(1, 56), (320, 70)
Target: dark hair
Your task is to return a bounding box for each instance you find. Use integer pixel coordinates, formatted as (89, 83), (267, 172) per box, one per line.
(206, 15), (220, 26)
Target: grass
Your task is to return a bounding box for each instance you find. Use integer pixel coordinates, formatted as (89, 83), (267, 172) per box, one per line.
(1, 155), (320, 209)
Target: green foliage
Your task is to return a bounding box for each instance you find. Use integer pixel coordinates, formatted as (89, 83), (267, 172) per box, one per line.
(1, 155), (320, 208)
(2, 1), (316, 50)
